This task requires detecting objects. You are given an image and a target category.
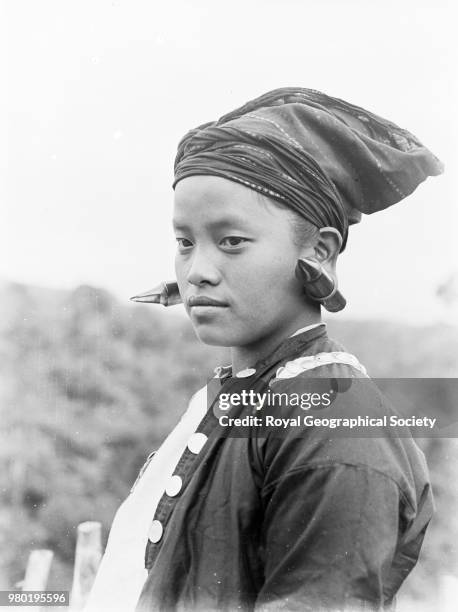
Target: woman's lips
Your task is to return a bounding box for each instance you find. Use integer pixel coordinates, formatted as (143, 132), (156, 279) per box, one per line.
(187, 296), (228, 307)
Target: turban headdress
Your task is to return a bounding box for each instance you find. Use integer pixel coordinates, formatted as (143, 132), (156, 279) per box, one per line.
(173, 88), (443, 250)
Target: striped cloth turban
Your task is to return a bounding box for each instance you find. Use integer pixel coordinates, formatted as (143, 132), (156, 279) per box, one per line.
(173, 88), (443, 250)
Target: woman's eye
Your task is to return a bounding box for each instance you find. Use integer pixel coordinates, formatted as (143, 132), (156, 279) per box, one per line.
(176, 238), (193, 249)
(220, 236), (248, 248)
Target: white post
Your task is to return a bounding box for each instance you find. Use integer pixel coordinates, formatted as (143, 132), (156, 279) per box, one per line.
(70, 521), (102, 610)
(21, 550), (54, 612)
(22, 549), (54, 590)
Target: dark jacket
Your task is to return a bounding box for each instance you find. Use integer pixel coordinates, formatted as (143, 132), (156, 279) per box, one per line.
(135, 326), (434, 612)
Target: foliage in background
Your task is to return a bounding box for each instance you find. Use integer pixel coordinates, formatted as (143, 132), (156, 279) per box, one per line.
(0, 282), (456, 608)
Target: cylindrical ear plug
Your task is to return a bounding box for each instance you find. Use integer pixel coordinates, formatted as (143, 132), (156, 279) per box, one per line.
(130, 281), (182, 306)
(295, 257), (346, 313)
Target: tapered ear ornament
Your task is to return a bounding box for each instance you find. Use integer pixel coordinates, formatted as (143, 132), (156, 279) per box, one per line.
(295, 257), (346, 313)
(130, 281), (182, 306)
(131, 259), (346, 312)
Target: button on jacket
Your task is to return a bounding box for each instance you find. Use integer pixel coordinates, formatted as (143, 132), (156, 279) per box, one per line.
(135, 327), (434, 612)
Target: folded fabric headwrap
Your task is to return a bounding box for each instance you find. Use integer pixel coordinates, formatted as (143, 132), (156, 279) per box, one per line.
(173, 88), (443, 250)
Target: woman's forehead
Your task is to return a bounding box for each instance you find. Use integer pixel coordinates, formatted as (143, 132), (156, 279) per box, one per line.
(173, 176), (287, 230)
(174, 175), (261, 205)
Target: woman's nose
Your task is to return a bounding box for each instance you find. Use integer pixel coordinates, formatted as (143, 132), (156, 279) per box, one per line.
(186, 248), (221, 286)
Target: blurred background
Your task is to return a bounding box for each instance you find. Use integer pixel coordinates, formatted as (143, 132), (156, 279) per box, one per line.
(1, 1), (457, 610)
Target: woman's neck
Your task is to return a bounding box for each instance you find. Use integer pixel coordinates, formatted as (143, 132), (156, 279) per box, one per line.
(230, 313), (322, 374)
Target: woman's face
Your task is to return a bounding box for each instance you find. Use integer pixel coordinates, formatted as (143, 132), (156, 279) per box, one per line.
(173, 176), (313, 349)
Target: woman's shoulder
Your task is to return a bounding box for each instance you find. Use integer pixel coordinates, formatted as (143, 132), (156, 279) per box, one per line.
(270, 333), (368, 383)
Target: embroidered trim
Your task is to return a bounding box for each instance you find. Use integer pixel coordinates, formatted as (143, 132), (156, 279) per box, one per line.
(274, 351), (368, 379)
(245, 112), (303, 150)
(227, 174), (287, 201)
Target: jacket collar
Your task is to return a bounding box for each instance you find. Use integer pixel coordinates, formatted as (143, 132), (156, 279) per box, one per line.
(214, 323), (328, 381)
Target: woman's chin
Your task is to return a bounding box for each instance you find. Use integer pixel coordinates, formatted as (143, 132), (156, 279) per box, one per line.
(191, 319), (243, 347)
(191, 317), (269, 349)
(194, 326), (235, 347)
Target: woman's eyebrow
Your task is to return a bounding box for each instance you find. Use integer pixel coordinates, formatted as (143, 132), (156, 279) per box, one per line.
(173, 216), (251, 232)
(172, 220), (188, 231)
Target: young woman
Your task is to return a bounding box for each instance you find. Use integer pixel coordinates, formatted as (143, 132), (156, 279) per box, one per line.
(86, 88), (442, 611)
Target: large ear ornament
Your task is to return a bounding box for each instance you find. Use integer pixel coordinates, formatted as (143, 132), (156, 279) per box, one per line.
(130, 281), (182, 307)
(295, 257), (346, 313)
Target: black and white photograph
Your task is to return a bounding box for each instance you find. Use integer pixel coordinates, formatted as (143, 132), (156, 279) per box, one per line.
(2, 1), (457, 611)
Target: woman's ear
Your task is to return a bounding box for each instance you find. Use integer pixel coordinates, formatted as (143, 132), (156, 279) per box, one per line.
(312, 227), (342, 270)
(295, 227), (346, 313)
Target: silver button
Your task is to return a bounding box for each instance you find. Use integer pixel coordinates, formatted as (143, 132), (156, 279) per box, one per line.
(235, 367), (256, 378)
(148, 520), (163, 544)
(187, 432), (207, 454)
(165, 474), (182, 497)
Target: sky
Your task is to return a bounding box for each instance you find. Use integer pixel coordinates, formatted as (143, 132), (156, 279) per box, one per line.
(2, 0), (457, 324)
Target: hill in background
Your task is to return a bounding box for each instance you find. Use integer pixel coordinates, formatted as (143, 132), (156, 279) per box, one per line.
(0, 281), (457, 607)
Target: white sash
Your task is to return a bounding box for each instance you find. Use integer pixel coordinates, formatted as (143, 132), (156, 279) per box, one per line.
(83, 387), (207, 612)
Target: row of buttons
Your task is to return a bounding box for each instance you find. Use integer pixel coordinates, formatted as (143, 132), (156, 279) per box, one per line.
(147, 431), (208, 544)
